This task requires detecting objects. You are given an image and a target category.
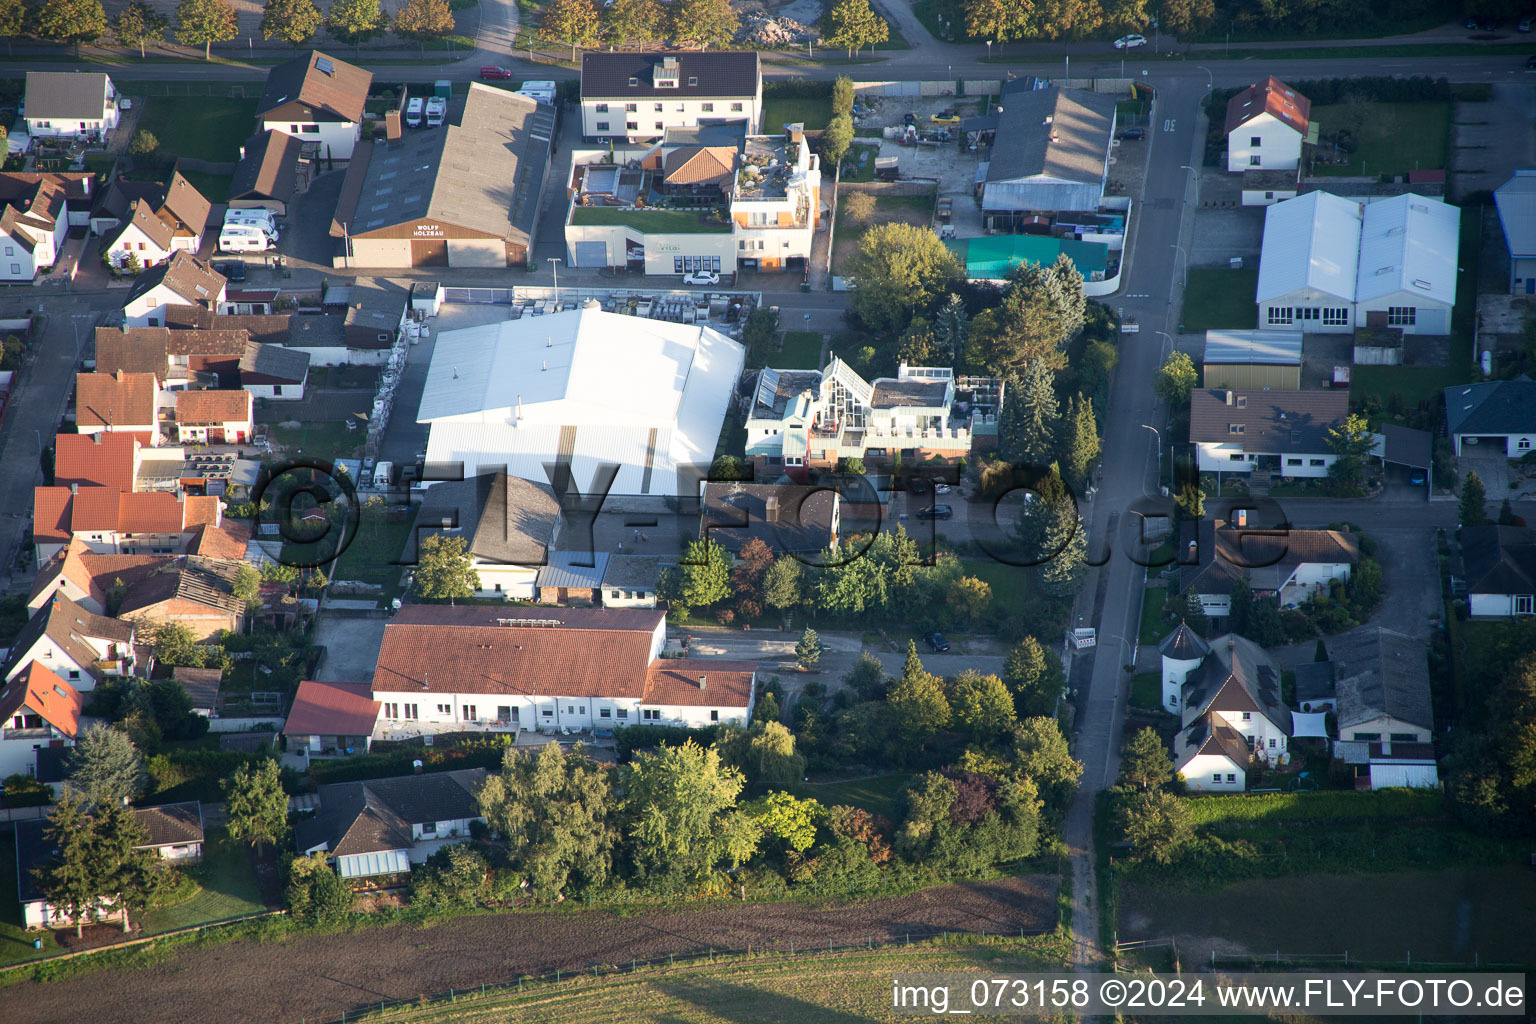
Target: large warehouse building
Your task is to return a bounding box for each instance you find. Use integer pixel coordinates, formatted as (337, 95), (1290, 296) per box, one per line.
(330, 84), (555, 268)
(417, 305), (745, 501)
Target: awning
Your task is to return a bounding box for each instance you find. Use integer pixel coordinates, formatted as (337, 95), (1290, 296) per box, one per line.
(1291, 711), (1330, 739)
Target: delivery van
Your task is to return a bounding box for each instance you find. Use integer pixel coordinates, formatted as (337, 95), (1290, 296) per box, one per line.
(405, 97), (425, 128)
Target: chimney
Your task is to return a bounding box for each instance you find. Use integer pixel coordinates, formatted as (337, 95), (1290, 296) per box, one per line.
(1228, 637), (1236, 651)
(1186, 539), (1196, 560)
(1224, 390), (1233, 406)
(385, 110), (402, 142)
(239, 145), (247, 161)
(1235, 508), (1247, 528)
(83, 177), (91, 197)
(765, 495), (780, 522)
(698, 675), (707, 690)
(70, 483), (79, 495)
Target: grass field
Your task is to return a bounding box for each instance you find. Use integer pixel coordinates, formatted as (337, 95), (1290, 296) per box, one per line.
(957, 559), (1032, 618)
(137, 95), (258, 164)
(1310, 101), (1451, 177)
(776, 773), (914, 820)
(833, 192), (937, 272)
(777, 331), (823, 369)
(1137, 590), (1170, 645)
(1182, 789), (1445, 827)
(139, 838), (266, 933)
(1180, 268), (1259, 332)
(265, 420), (362, 461)
(1129, 671), (1161, 711)
(762, 97), (832, 134)
(339, 935), (1072, 1023)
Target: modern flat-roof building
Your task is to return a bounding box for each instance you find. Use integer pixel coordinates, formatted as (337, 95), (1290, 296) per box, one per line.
(1495, 169), (1536, 295)
(580, 52), (762, 142)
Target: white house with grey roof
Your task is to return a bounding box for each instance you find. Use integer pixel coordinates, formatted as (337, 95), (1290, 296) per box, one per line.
(1169, 632), (1293, 792)
(1327, 627), (1434, 747)
(404, 472), (561, 601)
(417, 307), (744, 503)
(981, 86), (1117, 225)
(1188, 387), (1352, 478)
(1495, 170), (1536, 295)
(1444, 376), (1536, 456)
(580, 52), (762, 142)
(331, 84), (555, 267)
(1256, 191), (1459, 335)
(23, 72), (119, 139)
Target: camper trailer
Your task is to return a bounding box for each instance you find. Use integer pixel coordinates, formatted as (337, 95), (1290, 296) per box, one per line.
(405, 97), (425, 128)
(425, 96), (447, 128)
(218, 224), (274, 253)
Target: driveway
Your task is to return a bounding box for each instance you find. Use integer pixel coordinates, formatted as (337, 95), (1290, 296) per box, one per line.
(312, 615), (387, 683)
(1364, 524), (1444, 638)
(282, 169), (347, 272)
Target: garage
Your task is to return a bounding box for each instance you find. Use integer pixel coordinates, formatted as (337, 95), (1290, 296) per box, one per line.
(411, 238), (449, 266)
(572, 240), (608, 267)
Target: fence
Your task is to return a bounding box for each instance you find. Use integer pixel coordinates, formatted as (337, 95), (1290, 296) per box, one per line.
(1211, 951), (1525, 970)
(0, 910), (285, 976)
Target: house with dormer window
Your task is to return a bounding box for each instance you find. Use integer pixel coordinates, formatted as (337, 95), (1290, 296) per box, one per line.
(581, 52), (761, 142)
(1164, 630), (1293, 792)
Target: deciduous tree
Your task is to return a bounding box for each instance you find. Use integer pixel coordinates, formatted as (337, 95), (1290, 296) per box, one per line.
(414, 533), (480, 603)
(1153, 350), (1198, 405)
(114, 0), (169, 56)
(620, 740), (760, 887)
(325, 0), (385, 45)
(1004, 636), (1064, 719)
(0, 0), (27, 57)
(392, 0), (454, 40)
(824, 0), (888, 56)
(887, 641), (951, 748)
(602, 0), (661, 46)
(745, 720), (804, 783)
(843, 190), (876, 224)
(831, 75), (855, 115)
(744, 790), (823, 852)
(410, 843), (490, 908)
(1011, 715), (1082, 812)
(37, 0), (108, 55)
(260, 0), (321, 43)
(667, 0), (737, 49)
(820, 112), (853, 165)
(843, 222), (959, 334)
(285, 851), (354, 922)
(1158, 0), (1214, 35)
(173, 0), (236, 58)
(962, 0), (1033, 44)
(477, 742), (616, 896)
(762, 554), (803, 612)
(678, 537), (731, 610)
(948, 669), (1015, 738)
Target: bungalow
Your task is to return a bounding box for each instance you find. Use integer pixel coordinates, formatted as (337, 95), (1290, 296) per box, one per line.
(256, 51), (372, 162)
(1224, 77), (1310, 174)
(295, 768), (487, 879)
(405, 473), (561, 601)
(285, 679), (381, 756)
(1189, 387), (1351, 479)
(173, 389), (254, 445)
(1328, 626), (1434, 748)
(602, 554), (661, 608)
(1460, 524), (1536, 617)
(0, 663), (82, 781)
(99, 172), (211, 270)
(371, 605), (755, 738)
(23, 72), (119, 139)
(0, 593), (136, 690)
(1444, 377), (1536, 457)
(122, 253), (227, 328)
(0, 172), (95, 282)
(75, 371), (161, 439)
(1180, 515), (1359, 618)
(133, 801), (206, 862)
(116, 555), (248, 642)
(1170, 632), (1293, 792)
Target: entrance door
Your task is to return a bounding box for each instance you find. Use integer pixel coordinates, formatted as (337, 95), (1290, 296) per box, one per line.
(411, 238), (449, 266)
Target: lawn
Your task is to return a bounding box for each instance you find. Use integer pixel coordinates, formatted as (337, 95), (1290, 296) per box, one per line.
(174, 169), (232, 204)
(1310, 101), (1452, 177)
(839, 142), (881, 183)
(959, 559), (1033, 618)
(761, 97), (832, 134)
(138, 837), (267, 934)
(568, 208), (732, 233)
(833, 191), (937, 273)
(774, 772), (915, 820)
(1137, 588), (1171, 645)
(330, 508), (414, 597)
(0, 833), (64, 967)
(265, 420), (363, 462)
(1129, 671), (1162, 711)
(777, 331), (823, 370)
(1180, 268), (1258, 333)
(136, 94), (259, 165)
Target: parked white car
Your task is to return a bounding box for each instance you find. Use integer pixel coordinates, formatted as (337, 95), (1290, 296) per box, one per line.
(682, 271), (720, 285)
(1114, 34), (1147, 49)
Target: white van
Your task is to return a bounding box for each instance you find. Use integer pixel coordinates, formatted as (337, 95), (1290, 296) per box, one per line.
(371, 461), (394, 490)
(405, 97), (425, 128)
(425, 96), (447, 127)
(218, 226), (273, 253)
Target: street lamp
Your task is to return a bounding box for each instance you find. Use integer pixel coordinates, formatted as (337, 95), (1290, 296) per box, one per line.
(1180, 164), (1200, 211)
(1142, 423), (1162, 495)
(1110, 634), (1136, 672)
(986, 40), (992, 58)
(1170, 243), (1188, 290)
(546, 257), (563, 306)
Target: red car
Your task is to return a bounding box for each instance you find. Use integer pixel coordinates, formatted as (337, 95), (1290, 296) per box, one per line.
(480, 65), (513, 80)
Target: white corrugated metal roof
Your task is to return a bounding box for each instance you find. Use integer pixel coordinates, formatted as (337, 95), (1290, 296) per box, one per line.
(1354, 193), (1459, 306)
(1368, 763), (1439, 790)
(1495, 169), (1536, 258)
(1255, 191), (1361, 303)
(1203, 329), (1302, 365)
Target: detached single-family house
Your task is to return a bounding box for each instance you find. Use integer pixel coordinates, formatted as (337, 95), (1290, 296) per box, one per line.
(256, 51), (371, 162)
(1328, 626), (1434, 747)
(405, 473), (561, 601)
(284, 679), (381, 756)
(1171, 632), (1293, 792)
(27, 538), (164, 615)
(101, 172), (211, 270)
(0, 172), (95, 281)
(371, 605), (755, 738)
(1459, 524), (1536, 617)
(229, 131), (315, 216)
(32, 484), (225, 563)
(23, 72), (119, 139)
(1189, 387), (1351, 479)
(1495, 169), (1536, 295)
(1180, 515), (1360, 618)
(295, 768), (487, 879)
(981, 86), (1117, 225)
(0, 662), (83, 781)
(75, 371), (161, 439)
(1224, 76), (1310, 173)
(700, 481), (841, 559)
(580, 51), (762, 142)
(173, 389), (254, 445)
(0, 593), (136, 690)
(1444, 376), (1536, 456)
(122, 253), (228, 328)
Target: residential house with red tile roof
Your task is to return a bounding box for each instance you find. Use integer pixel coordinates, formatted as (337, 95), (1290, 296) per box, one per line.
(122, 252), (227, 327)
(32, 485), (223, 563)
(0, 593), (136, 690)
(54, 432), (145, 491)
(100, 171), (212, 270)
(27, 538), (165, 615)
(75, 371), (162, 439)
(0, 662), (83, 780)
(0, 172), (96, 281)
(1225, 76), (1311, 174)
(284, 679), (381, 755)
(173, 389), (253, 444)
(116, 555), (248, 641)
(370, 605), (754, 739)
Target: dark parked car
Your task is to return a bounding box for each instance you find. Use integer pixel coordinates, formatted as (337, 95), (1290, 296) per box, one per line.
(214, 260), (247, 282)
(1466, 16), (1480, 28)
(1409, 469), (1427, 487)
(1117, 127), (1146, 141)
(1527, 54), (1536, 69)
(923, 631), (951, 652)
(915, 504), (953, 520)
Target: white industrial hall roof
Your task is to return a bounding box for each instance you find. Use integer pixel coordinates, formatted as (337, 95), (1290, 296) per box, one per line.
(1354, 194), (1459, 307)
(1255, 191), (1361, 304)
(418, 307), (745, 498)
(1202, 329), (1303, 365)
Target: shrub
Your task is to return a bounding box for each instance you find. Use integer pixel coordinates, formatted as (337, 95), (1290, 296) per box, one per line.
(129, 129), (159, 156)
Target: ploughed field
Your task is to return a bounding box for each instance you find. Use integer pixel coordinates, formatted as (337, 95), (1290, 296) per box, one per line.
(5, 876), (1056, 1024)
